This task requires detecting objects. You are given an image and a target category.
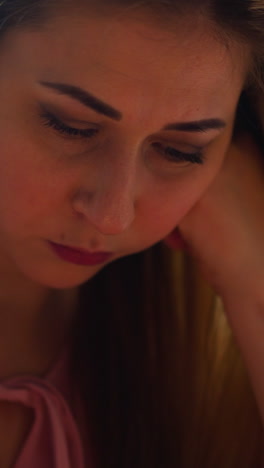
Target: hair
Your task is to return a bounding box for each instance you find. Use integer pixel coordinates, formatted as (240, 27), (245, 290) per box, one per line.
(0, 1), (264, 467)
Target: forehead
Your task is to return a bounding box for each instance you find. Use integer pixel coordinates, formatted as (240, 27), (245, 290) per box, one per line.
(1, 9), (248, 122)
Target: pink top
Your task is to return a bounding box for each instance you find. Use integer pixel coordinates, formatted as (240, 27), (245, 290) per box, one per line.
(0, 345), (92, 468)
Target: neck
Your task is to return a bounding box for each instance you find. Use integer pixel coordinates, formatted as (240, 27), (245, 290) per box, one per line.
(0, 282), (79, 379)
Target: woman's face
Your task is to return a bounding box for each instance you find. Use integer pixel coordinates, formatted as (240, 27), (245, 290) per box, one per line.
(0, 9), (248, 288)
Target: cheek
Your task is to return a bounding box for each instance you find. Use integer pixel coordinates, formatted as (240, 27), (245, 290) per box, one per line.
(134, 181), (203, 248)
(137, 157), (226, 245)
(0, 142), (66, 232)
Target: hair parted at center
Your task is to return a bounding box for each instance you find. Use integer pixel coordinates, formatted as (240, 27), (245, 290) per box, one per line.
(0, 1), (263, 467)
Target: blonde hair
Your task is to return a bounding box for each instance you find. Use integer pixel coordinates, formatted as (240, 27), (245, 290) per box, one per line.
(71, 245), (263, 468)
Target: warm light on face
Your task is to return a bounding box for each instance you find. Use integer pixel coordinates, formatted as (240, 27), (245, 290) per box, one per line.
(0, 9), (248, 289)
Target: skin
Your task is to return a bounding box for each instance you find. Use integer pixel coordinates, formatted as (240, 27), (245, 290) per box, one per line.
(178, 134), (264, 295)
(0, 9), (249, 374)
(177, 130), (264, 425)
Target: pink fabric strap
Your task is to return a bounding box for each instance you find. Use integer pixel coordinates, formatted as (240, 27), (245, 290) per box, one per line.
(0, 376), (85, 468)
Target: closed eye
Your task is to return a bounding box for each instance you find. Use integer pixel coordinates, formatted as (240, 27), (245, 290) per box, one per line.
(151, 142), (205, 165)
(40, 110), (99, 139)
(40, 109), (206, 166)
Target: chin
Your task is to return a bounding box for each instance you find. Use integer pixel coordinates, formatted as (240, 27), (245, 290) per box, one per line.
(22, 264), (105, 290)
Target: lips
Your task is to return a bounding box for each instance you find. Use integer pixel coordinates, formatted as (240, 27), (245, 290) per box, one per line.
(48, 241), (113, 266)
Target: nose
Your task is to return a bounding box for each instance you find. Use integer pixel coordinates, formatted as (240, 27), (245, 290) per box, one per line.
(72, 160), (137, 236)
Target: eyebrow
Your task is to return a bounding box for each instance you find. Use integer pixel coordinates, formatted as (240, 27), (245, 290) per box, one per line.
(39, 80), (226, 132)
(163, 119), (226, 132)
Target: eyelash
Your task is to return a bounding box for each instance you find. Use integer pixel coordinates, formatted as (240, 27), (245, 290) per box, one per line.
(41, 110), (99, 138)
(151, 142), (205, 165)
(41, 110), (205, 165)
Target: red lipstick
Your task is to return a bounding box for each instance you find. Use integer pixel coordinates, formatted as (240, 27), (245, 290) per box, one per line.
(48, 242), (113, 266)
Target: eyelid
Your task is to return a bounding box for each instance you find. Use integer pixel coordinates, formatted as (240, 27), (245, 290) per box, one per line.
(158, 129), (216, 146)
(149, 135), (205, 155)
(40, 109), (100, 141)
(39, 102), (211, 157)
(38, 102), (101, 129)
